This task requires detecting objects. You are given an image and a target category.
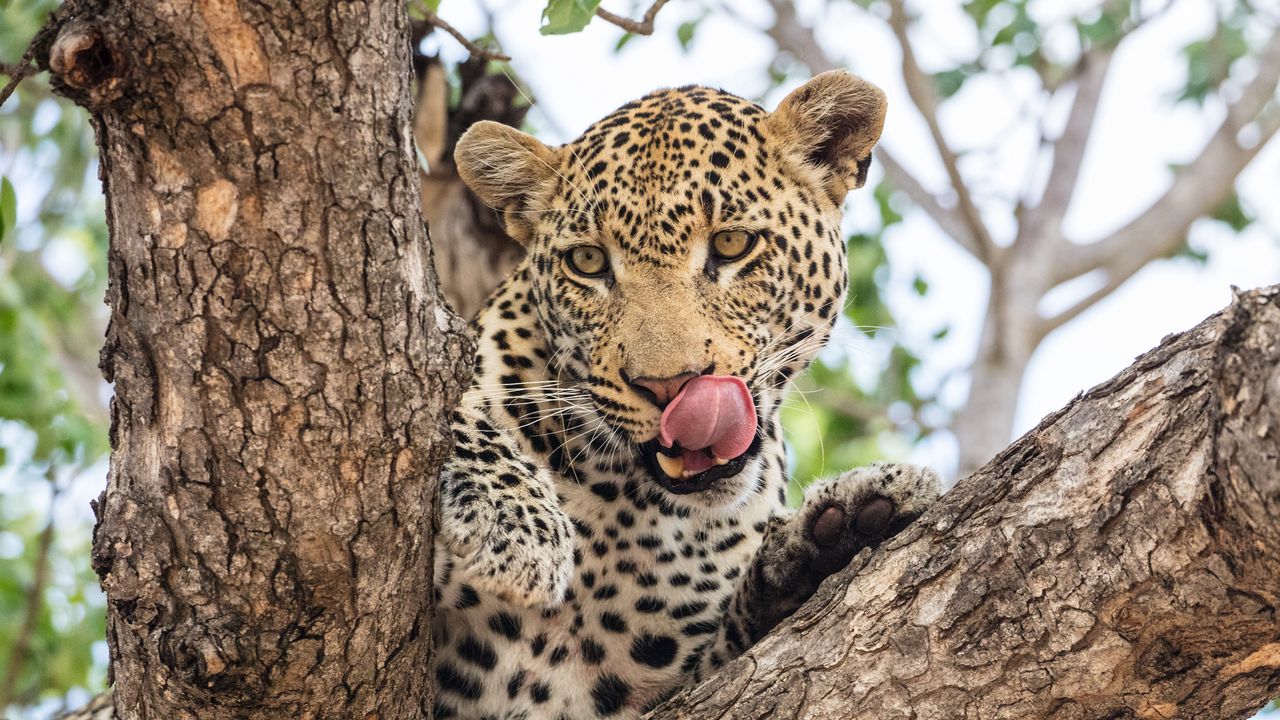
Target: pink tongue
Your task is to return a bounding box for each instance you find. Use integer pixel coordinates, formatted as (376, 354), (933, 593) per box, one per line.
(659, 375), (757, 461)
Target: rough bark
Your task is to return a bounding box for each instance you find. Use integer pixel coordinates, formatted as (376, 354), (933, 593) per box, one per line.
(649, 284), (1280, 720)
(44, 0), (473, 717)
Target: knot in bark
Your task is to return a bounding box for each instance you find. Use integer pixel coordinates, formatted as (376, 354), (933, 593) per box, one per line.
(49, 18), (129, 107)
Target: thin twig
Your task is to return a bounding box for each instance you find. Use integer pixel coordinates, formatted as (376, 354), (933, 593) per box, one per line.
(0, 0), (93, 109)
(421, 8), (510, 62)
(595, 0), (671, 36)
(886, 0), (997, 267)
(0, 55), (36, 109)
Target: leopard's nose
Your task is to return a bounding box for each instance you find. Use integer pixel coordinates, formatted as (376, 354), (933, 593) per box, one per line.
(627, 371), (699, 409)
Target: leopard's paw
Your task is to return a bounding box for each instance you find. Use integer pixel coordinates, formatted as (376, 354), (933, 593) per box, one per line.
(440, 495), (575, 608)
(767, 463), (939, 587)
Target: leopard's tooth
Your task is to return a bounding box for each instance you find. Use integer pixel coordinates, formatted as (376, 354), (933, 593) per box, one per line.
(656, 452), (685, 478)
(714, 455), (730, 466)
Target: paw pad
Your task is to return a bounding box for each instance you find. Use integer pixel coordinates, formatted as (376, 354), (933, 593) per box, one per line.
(855, 497), (894, 535)
(812, 505), (846, 547)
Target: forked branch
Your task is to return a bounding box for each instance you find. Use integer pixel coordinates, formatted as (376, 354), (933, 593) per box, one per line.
(1042, 29), (1280, 335)
(885, 0), (997, 265)
(596, 0), (671, 36)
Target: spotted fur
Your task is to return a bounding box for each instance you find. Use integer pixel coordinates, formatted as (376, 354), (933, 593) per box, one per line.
(434, 71), (940, 720)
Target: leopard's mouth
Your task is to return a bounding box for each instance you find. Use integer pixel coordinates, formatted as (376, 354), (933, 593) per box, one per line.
(638, 436), (763, 494)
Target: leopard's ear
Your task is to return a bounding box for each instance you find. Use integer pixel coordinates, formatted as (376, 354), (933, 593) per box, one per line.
(454, 121), (562, 244)
(765, 71), (887, 199)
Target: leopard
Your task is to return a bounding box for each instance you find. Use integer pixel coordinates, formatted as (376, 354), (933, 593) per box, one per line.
(432, 69), (941, 720)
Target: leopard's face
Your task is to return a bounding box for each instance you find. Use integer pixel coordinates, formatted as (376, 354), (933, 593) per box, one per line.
(457, 73), (887, 509)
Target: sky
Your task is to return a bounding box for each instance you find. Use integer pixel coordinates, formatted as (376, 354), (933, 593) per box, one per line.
(437, 0), (1280, 476)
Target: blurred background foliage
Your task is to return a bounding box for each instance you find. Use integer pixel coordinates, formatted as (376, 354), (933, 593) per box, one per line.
(2, 0), (111, 715)
(3, 0), (1279, 716)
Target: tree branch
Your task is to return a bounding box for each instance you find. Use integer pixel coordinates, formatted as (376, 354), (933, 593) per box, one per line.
(595, 0), (670, 36)
(651, 284), (1280, 719)
(421, 8), (510, 61)
(0, 48), (38, 108)
(760, 0), (988, 262)
(876, 148), (983, 257)
(1024, 47), (1114, 244)
(885, 0), (998, 266)
(763, 0), (835, 74)
(1048, 29), (1280, 298)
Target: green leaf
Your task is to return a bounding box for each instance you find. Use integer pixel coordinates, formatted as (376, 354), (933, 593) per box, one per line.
(912, 276), (929, 296)
(872, 181), (903, 227)
(934, 68), (968, 99)
(614, 31), (635, 52)
(676, 19), (699, 51)
(1176, 19), (1249, 105)
(424, 0), (441, 12)
(1209, 191), (1253, 232)
(1171, 241), (1209, 264)
(0, 176), (15, 244)
(540, 0), (603, 35)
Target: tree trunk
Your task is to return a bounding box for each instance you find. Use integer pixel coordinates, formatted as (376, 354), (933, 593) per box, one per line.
(45, 0), (473, 717)
(412, 55), (524, 319)
(951, 264), (1043, 477)
(649, 284), (1280, 720)
(951, 328), (1031, 478)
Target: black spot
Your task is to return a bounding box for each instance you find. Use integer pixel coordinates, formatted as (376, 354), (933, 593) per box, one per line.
(436, 662), (483, 700)
(714, 532), (746, 552)
(582, 637), (607, 664)
(549, 644), (569, 665)
(591, 482), (619, 501)
(670, 601), (707, 619)
(456, 635), (497, 670)
(630, 633), (678, 668)
(507, 670), (527, 699)
(455, 584), (480, 609)
(531, 681), (552, 703)
(635, 596), (666, 613)
(709, 150), (730, 168)
(489, 611), (522, 640)
(600, 611), (628, 633)
(591, 674), (632, 716)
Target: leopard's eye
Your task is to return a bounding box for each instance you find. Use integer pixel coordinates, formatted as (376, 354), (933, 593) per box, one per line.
(710, 230), (756, 262)
(566, 245), (610, 278)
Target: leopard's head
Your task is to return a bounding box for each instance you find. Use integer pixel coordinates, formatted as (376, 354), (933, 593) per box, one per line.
(456, 71), (886, 508)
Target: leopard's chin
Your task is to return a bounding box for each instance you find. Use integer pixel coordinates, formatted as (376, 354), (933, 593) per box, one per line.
(637, 436), (764, 495)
